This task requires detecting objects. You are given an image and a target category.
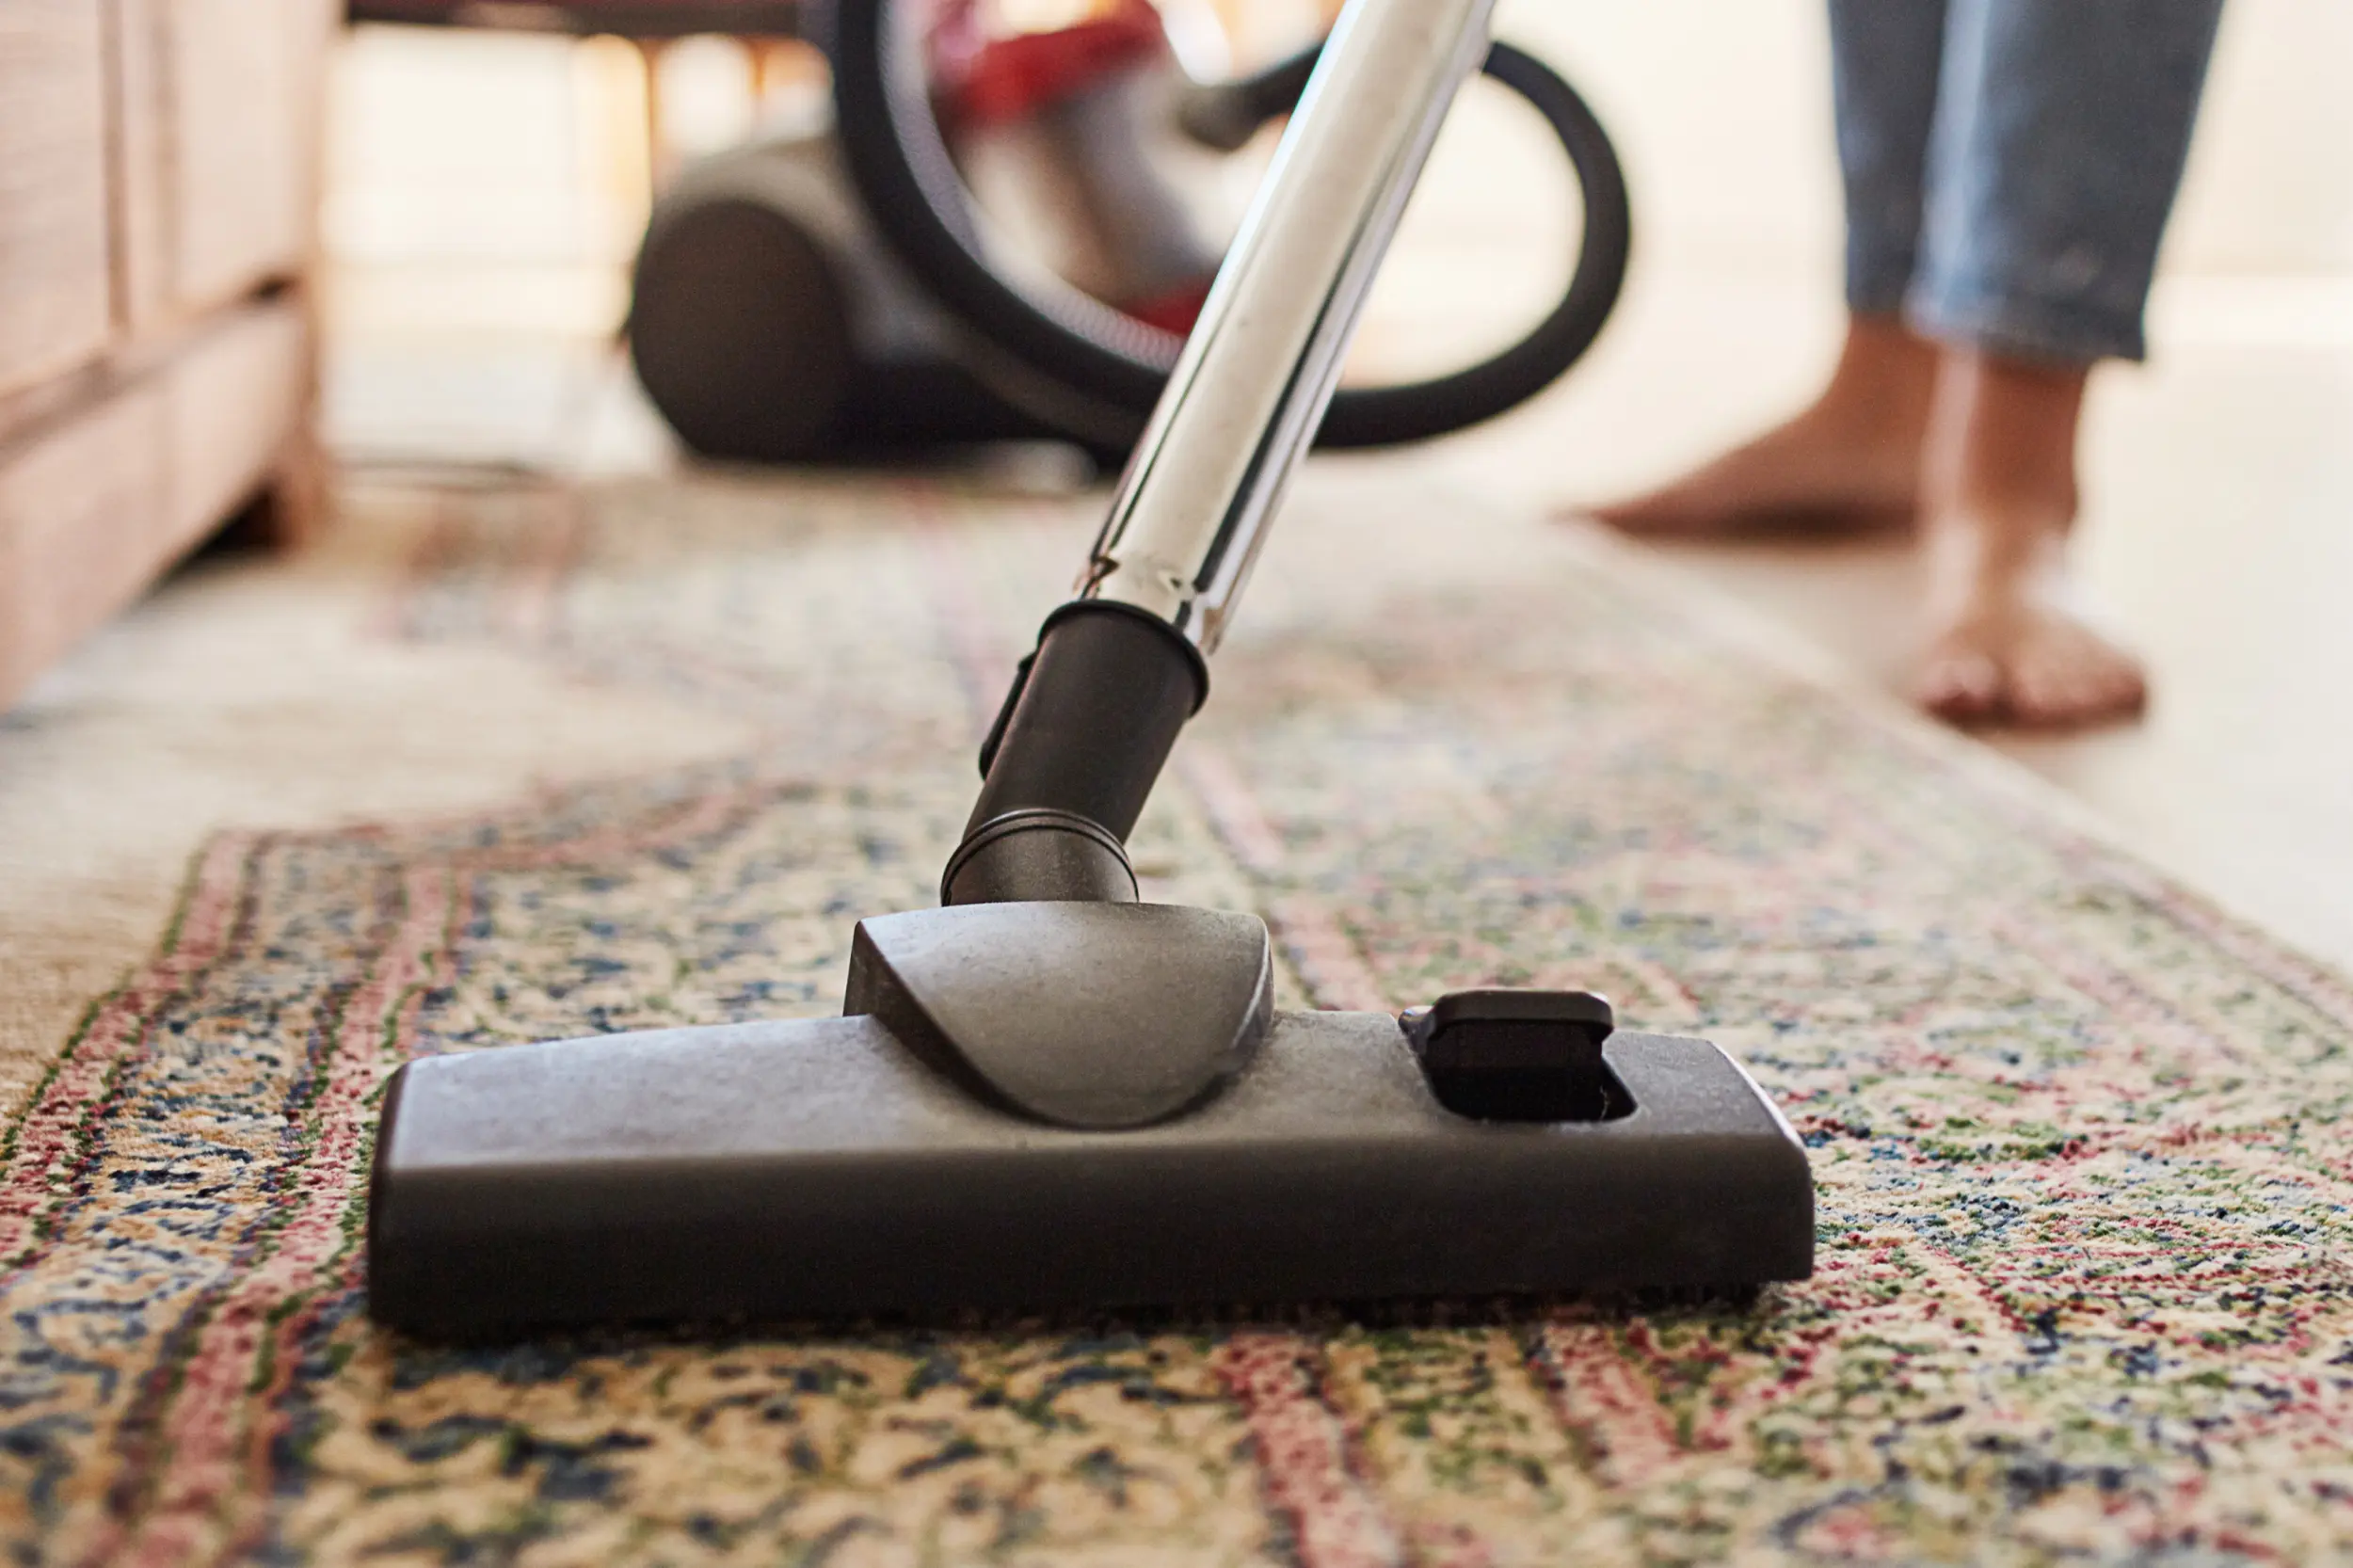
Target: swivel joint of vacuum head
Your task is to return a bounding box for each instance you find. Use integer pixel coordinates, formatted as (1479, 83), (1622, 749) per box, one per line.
(948, 600), (1207, 907)
(942, 808), (1139, 905)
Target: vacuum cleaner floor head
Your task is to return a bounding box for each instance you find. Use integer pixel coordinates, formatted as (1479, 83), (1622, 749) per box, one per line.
(368, 904), (1811, 1338)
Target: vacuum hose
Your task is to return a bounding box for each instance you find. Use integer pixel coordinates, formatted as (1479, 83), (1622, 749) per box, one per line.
(828, 1), (1631, 450)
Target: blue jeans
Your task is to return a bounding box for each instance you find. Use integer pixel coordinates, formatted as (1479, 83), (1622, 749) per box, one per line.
(1829, 0), (2223, 364)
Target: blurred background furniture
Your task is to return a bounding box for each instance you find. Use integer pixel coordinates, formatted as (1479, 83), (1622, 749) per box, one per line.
(346, 1), (801, 27)
(0, 0), (334, 711)
(337, 1), (1331, 187)
(347, 0), (809, 157)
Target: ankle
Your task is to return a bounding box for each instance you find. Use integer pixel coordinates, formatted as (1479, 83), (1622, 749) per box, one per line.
(1813, 314), (1940, 444)
(1923, 348), (2088, 509)
(1923, 502), (2076, 626)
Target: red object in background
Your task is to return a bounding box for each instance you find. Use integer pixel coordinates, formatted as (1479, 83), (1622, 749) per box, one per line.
(1123, 278), (1213, 333)
(929, 0), (1211, 332)
(930, 1), (1172, 128)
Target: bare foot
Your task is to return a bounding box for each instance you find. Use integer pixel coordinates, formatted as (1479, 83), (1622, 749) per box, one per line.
(1588, 316), (1938, 537)
(1592, 408), (1922, 536)
(1916, 578), (2149, 728)
(1912, 352), (2144, 729)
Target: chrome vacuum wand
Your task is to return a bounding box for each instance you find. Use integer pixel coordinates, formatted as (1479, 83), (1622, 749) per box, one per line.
(364, 0), (1813, 1336)
(946, 0), (1500, 907)
(1087, 0), (1498, 649)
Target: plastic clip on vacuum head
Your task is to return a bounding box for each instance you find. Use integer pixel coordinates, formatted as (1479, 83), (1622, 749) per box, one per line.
(365, 0), (1813, 1338)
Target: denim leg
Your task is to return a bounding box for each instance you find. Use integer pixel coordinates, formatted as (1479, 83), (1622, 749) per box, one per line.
(1913, 0), (2225, 364)
(1828, 0), (1948, 317)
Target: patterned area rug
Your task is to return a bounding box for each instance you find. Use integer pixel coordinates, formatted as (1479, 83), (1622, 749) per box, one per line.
(3, 464), (2350, 1565)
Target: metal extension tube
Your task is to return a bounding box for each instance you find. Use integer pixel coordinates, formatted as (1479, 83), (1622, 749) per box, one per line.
(1083, 0), (1499, 649)
(948, 0), (1499, 905)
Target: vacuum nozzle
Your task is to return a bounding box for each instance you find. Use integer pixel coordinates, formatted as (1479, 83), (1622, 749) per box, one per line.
(367, 989), (1812, 1337)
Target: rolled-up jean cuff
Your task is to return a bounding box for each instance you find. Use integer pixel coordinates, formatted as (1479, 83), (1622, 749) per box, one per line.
(1906, 284), (2147, 366)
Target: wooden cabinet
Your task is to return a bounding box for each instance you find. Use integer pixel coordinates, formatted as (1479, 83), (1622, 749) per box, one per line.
(146, 0), (338, 318)
(0, 0), (330, 711)
(0, 3), (114, 397)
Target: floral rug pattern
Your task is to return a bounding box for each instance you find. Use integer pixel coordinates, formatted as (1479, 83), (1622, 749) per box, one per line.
(3, 471), (2350, 1565)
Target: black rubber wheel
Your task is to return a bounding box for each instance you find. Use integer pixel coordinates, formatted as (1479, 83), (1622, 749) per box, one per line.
(825, 1), (1631, 449)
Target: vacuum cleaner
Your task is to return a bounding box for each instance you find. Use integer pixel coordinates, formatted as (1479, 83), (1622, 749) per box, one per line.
(627, 0), (1633, 462)
(366, 0), (1814, 1337)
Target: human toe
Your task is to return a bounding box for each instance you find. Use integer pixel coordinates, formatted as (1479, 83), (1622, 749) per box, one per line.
(1916, 639), (2006, 723)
